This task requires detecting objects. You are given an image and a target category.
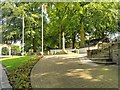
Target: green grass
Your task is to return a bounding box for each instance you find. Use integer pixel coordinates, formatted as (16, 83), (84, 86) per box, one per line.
(0, 55), (43, 89)
(1, 56), (34, 71)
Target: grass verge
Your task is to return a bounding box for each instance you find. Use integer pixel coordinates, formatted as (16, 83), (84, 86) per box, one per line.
(1, 55), (43, 89)
(1, 56), (33, 71)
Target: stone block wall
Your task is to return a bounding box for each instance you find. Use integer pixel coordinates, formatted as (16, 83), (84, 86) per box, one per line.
(111, 49), (120, 64)
(87, 49), (102, 58)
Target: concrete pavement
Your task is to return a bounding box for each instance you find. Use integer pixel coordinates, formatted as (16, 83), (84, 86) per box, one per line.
(0, 62), (12, 89)
(31, 54), (118, 88)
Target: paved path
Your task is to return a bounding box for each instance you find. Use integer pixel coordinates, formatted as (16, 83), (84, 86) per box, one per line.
(31, 54), (118, 88)
(0, 62), (12, 89)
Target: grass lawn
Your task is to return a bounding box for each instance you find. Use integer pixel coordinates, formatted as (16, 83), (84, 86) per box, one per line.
(0, 55), (43, 89)
(1, 56), (34, 71)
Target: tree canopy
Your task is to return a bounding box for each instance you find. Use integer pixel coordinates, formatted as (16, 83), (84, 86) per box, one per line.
(1, 2), (119, 52)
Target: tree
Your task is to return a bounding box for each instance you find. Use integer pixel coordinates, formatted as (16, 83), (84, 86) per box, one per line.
(1, 2), (119, 53)
(1, 2), (44, 52)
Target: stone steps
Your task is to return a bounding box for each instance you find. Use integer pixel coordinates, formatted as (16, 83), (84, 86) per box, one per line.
(92, 55), (109, 58)
(90, 49), (110, 60)
(88, 43), (119, 64)
(89, 57), (112, 62)
(93, 61), (116, 65)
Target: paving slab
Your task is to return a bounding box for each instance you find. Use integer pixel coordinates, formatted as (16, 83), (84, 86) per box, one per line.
(31, 54), (118, 88)
(0, 62), (12, 89)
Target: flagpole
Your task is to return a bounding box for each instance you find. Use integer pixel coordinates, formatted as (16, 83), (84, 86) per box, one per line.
(42, 4), (44, 55)
(22, 16), (24, 56)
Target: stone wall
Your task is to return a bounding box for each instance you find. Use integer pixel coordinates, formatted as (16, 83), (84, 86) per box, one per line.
(111, 49), (120, 64)
(87, 43), (120, 64)
(111, 43), (120, 64)
(87, 49), (103, 58)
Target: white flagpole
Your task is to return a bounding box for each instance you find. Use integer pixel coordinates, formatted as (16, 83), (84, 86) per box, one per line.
(42, 4), (44, 55)
(22, 16), (24, 56)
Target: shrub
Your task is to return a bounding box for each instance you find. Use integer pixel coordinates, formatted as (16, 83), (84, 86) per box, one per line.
(11, 45), (21, 55)
(6, 56), (43, 89)
(2, 47), (9, 55)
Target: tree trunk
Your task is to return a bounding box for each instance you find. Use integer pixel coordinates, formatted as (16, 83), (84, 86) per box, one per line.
(72, 33), (76, 49)
(62, 32), (65, 51)
(59, 25), (62, 49)
(33, 37), (36, 52)
(80, 22), (85, 48)
(59, 27), (62, 49)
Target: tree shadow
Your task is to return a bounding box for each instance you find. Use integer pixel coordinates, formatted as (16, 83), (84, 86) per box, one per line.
(31, 55), (118, 88)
